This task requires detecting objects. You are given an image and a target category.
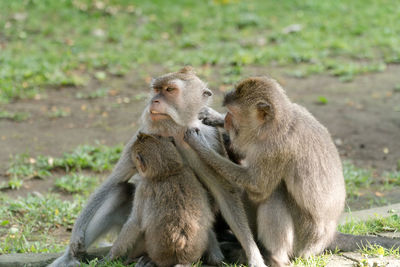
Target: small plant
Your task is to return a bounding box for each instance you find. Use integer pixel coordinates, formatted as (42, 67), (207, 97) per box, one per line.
(0, 110), (31, 121)
(75, 88), (109, 99)
(292, 252), (330, 266)
(343, 162), (373, 199)
(48, 107), (71, 118)
(316, 96), (328, 105)
(359, 243), (400, 258)
(55, 173), (98, 194)
(338, 214), (400, 235)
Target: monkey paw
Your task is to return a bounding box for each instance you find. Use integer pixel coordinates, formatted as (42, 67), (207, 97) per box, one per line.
(184, 128), (202, 147)
(199, 107), (224, 127)
(135, 255), (157, 267)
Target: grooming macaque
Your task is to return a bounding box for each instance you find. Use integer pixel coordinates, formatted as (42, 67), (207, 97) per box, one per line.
(109, 133), (221, 266)
(50, 67), (265, 267)
(185, 77), (349, 266)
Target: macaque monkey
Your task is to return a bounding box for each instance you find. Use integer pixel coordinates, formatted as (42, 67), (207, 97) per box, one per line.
(109, 133), (222, 266)
(50, 67), (265, 267)
(185, 77), (399, 266)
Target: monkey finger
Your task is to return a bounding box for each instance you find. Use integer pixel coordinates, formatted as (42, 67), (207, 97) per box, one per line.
(198, 107), (211, 120)
(135, 255), (157, 267)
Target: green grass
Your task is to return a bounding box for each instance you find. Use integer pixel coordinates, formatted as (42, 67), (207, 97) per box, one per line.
(3, 143), (122, 189)
(0, 193), (85, 253)
(1, 0), (400, 102)
(359, 244), (400, 258)
(55, 173), (98, 194)
(338, 214), (400, 235)
(343, 162), (374, 199)
(0, 110), (31, 122)
(292, 252), (330, 267)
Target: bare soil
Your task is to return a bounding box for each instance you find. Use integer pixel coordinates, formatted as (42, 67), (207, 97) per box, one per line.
(1, 65), (400, 209)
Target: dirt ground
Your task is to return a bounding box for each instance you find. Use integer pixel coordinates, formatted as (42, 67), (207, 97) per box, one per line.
(1, 65), (400, 204)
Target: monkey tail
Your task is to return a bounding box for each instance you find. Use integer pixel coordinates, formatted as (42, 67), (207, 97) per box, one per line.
(327, 232), (400, 252)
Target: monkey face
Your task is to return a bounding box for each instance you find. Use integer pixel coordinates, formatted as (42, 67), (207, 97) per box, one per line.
(147, 67), (212, 128)
(149, 79), (185, 123)
(132, 133), (183, 179)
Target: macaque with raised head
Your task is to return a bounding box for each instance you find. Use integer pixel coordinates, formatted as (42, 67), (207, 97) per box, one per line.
(109, 133), (221, 266)
(185, 77), (399, 266)
(50, 67), (265, 267)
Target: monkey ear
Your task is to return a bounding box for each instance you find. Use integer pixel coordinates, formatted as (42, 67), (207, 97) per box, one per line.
(256, 101), (273, 119)
(178, 66), (195, 74)
(202, 88), (212, 97)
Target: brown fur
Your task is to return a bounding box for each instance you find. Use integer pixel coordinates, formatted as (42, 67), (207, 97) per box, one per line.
(109, 133), (214, 267)
(185, 76), (346, 266)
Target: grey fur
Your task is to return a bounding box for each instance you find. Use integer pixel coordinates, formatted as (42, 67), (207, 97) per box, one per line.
(49, 69), (265, 267)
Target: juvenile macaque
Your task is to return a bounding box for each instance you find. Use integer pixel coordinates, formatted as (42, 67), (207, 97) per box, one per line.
(186, 76), (386, 266)
(109, 133), (221, 266)
(50, 67), (265, 267)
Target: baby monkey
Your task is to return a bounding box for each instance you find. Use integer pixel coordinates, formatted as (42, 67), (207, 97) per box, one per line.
(109, 132), (223, 267)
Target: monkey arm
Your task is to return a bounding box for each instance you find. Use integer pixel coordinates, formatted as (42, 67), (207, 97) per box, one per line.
(110, 214), (142, 259)
(185, 128), (261, 194)
(110, 184), (144, 259)
(69, 133), (139, 254)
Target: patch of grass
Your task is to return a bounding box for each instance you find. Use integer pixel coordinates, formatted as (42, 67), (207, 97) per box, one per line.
(316, 96), (328, 105)
(7, 143), (122, 179)
(0, 110), (31, 121)
(338, 214), (400, 235)
(292, 252), (331, 266)
(1, 0), (400, 102)
(0, 193), (85, 253)
(47, 107), (71, 118)
(343, 162), (374, 199)
(75, 87), (109, 99)
(55, 173), (98, 194)
(359, 244), (400, 258)
(381, 171), (400, 190)
(81, 258), (134, 267)
(5, 143), (122, 189)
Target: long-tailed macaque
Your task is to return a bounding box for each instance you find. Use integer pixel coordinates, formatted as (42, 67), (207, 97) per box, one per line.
(109, 133), (222, 266)
(49, 68), (265, 267)
(185, 77), (400, 266)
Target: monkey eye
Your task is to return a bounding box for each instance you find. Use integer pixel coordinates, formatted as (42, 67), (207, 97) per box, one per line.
(166, 87), (175, 92)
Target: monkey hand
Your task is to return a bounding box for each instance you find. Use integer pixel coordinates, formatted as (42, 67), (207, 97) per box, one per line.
(48, 247), (81, 267)
(198, 107), (225, 127)
(184, 127), (211, 152)
(135, 255), (157, 267)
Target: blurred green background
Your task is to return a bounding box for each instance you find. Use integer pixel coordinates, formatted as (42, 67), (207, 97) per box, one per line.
(1, 0), (399, 102)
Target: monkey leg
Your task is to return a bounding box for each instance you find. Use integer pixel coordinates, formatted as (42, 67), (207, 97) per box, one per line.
(204, 230), (224, 265)
(257, 190), (294, 267)
(82, 183), (134, 249)
(295, 220), (336, 259)
(124, 234), (146, 265)
(49, 183), (134, 266)
(216, 188), (266, 267)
